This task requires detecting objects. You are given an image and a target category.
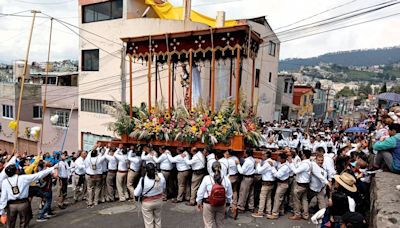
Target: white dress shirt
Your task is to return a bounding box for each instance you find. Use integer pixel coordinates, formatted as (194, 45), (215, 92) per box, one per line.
(226, 156), (239, 176)
(195, 174), (233, 204)
(289, 139), (299, 149)
(323, 154), (336, 181)
(154, 151), (173, 171)
(272, 162), (290, 181)
(265, 143), (279, 149)
(186, 151), (206, 171)
(218, 157), (229, 177)
(167, 152), (191, 171)
(141, 151), (158, 165)
(256, 160), (275, 181)
(206, 153), (217, 175)
(58, 160), (69, 178)
(134, 173), (166, 197)
(74, 157), (86, 175)
(127, 151), (141, 172)
(289, 159), (311, 184)
(301, 139), (312, 150)
(114, 153), (129, 171)
(310, 162), (329, 192)
(237, 157), (255, 176)
(313, 141), (328, 153)
(84, 154), (106, 175)
(0, 167), (55, 214)
(104, 152), (118, 171)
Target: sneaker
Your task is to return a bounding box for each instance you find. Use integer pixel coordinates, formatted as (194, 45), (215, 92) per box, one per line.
(45, 213), (56, 218)
(366, 169), (383, 174)
(266, 214), (279, 220)
(302, 215), (310, 220)
(251, 212), (264, 218)
(36, 218), (48, 222)
(87, 204), (94, 208)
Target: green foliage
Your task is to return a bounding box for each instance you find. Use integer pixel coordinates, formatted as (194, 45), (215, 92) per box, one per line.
(390, 85), (400, 93)
(336, 86), (355, 98)
(381, 83), (387, 93)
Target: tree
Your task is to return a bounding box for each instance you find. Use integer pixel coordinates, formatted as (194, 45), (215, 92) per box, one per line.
(390, 85), (400, 93)
(336, 86), (355, 98)
(381, 82), (387, 93)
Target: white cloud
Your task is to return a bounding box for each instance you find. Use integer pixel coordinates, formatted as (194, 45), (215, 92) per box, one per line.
(0, 0), (399, 63)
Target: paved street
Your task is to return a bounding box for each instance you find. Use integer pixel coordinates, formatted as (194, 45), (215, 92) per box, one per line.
(26, 192), (315, 228)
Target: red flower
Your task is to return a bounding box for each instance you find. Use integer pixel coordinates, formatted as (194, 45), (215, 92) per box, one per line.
(159, 117), (164, 124)
(201, 126), (207, 132)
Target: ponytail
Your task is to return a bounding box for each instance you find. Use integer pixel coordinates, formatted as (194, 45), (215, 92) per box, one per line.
(211, 162), (222, 184)
(145, 163), (156, 180)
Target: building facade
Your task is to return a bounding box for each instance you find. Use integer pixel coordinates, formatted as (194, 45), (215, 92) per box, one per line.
(77, 0), (280, 149)
(313, 81), (327, 120)
(293, 85), (315, 118)
(275, 73), (295, 121)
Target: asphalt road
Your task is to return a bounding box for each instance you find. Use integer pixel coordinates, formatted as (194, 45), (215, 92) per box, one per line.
(25, 197), (316, 228)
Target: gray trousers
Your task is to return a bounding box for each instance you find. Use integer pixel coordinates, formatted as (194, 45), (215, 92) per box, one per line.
(106, 171), (117, 201)
(229, 174), (239, 207)
(374, 151), (394, 171)
(190, 172), (205, 204)
(7, 200), (30, 228)
(293, 182), (309, 217)
(257, 182), (274, 214)
(177, 170), (191, 201)
(272, 182), (289, 215)
(237, 176), (255, 211)
(73, 174), (87, 201)
(203, 203), (225, 228)
(86, 174), (101, 206)
(127, 170), (140, 199)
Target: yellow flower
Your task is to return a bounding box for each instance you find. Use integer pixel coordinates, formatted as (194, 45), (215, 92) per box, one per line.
(191, 126), (198, 133)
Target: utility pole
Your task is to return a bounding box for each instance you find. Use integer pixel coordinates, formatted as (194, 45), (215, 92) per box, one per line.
(121, 46), (126, 103)
(325, 86), (331, 120)
(14, 10), (40, 152)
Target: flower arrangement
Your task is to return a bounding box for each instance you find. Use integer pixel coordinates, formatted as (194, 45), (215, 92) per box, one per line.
(105, 96), (262, 147)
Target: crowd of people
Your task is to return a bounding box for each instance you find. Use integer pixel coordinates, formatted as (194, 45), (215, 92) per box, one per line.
(0, 104), (399, 228)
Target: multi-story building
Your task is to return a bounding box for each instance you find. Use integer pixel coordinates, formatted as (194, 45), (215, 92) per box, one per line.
(0, 72), (78, 153)
(292, 85), (315, 119)
(77, 0), (280, 150)
(313, 81), (327, 120)
(275, 73), (295, 121)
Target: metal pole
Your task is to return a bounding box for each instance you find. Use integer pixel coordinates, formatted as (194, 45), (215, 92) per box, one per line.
(189, 50), (193, 110)
(60, 102), (75, 152)
(14, 10), (40, 152)
(121, 46), (127, 103)
(235, 48), (241, 114)
(129, 55), (133, 118)
(39, 17), (53, 152)
(251, 58), (255, 111)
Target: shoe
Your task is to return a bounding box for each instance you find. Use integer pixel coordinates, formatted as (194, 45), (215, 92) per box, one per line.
(289, 215), (302, 220)
(58, 205), (66, 210)
(266, 214), (279, 220)
(45, 213), (56, 218)
(185, 202), (196, 206)
(162, 198), (168, 201)
(302, 215), (310, 220)
(232, 207), (238, 220)
(251, 212), (264, 218)
(171, 199), (182, 203)
(36, 218), (48, 222)
(87, 205), (94, 208)
(237, 209), (245, 214)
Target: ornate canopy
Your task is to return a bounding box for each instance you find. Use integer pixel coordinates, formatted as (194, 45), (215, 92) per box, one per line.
(121, 24), (263, 63)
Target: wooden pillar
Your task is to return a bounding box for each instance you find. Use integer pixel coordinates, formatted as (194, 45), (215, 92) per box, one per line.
(167, 55), (171, 112)
(155, 56), (158, 103)
(189, 50), (193, 110)
(235, 48), (241, 114)
(210, 49), (216, 112)
(148, 53), (152, 114)
(129, 55), (133, 118)
(229, 58), (233, 96)
(251, 58), (255, 111)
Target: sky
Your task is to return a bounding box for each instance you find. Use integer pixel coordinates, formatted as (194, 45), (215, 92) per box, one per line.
(0, 0), (399, 63)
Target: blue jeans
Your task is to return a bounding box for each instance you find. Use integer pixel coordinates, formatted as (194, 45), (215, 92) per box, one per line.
(38, 191), (53, 219)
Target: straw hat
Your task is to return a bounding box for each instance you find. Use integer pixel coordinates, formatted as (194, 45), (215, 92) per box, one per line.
(334, 172), (357, 192)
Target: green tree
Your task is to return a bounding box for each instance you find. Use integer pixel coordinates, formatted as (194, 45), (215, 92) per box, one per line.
(390, 85), (400, 93)
(336, 86), (355, 98)
(381, 82), (387, 93)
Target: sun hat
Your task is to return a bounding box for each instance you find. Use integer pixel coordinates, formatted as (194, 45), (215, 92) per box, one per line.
(334, 172), (357, 192)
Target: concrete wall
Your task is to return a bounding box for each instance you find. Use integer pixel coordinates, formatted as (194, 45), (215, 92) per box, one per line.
(370, 172), (400, 228)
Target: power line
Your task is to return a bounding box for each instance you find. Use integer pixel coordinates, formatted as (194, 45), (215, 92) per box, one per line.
(14, 0), (74, 5)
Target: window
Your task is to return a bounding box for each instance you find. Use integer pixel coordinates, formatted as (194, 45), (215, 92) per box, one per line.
(82, 0), (123, 23)
(2, 105), (14, 119)
(81, 98), (114, 114)
(289, 83), (293, 93)
(284, 81), (289, 93)
(268, 72), (272, 82)
(33, 106), (42, 119)
(303, 96), (307, 106)
(268, 41), (276, 56)
(255, 69), (260, 88)
(82, 49), (99, 71)
(52, 110), (69, 127)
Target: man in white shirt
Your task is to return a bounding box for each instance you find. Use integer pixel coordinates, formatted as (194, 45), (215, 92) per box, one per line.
(185, 147), (206, 206)
(85, 149), (107, 207)
(0, 163), (57, 227)
(154, 146), (173, 201)
(309, 153), (331, 210)
(141, 145), (158, 165)
(114, 145), (130, 202)
(127, 147), (141, 200)
(236, 149), (256, 212)
(104, 148), (118, 202)
(313, 135), (328, 154)
(57, 154), (70, 209)
(224, 150), (239, 208)
(288, 150), (312, 220)
(168, 147), (191, 203)
(252, 151), (275, 218)
(73, 151), (87, 203)
(267, 153), (291, 220)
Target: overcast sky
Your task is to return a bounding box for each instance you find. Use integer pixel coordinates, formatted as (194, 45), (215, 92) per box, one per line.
(0, 0), (399, 63)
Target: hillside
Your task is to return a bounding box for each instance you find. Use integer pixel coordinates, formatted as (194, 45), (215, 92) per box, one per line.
(280, 46), (400, 71)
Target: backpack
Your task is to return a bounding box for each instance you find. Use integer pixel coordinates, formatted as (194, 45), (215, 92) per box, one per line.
(208, 176), (226, 207)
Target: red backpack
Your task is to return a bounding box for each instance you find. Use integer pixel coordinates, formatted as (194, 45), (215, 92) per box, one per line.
(208, 177), (226, 207)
